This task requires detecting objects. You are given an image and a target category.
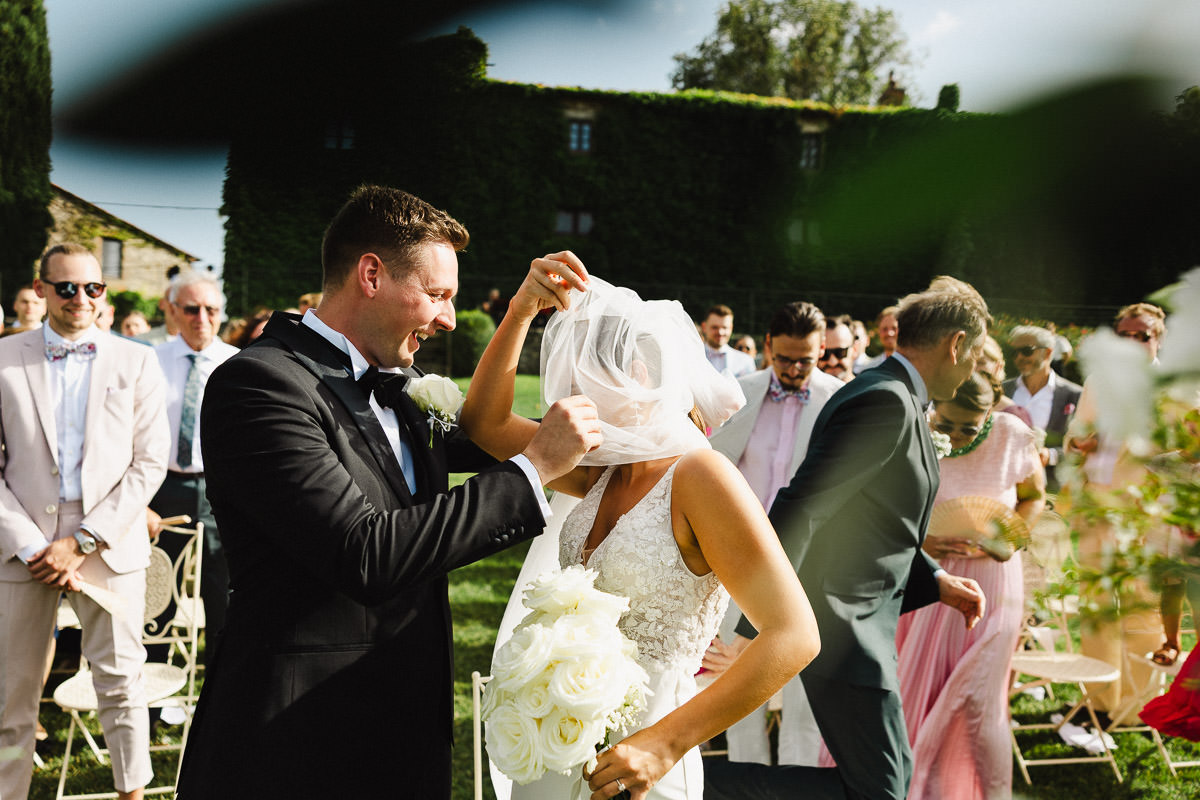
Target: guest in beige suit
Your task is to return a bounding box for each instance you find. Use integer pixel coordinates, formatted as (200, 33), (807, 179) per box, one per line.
(0, 243), (169, 800)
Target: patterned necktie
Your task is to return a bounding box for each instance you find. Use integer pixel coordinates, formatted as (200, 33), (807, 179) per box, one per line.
(177, 354), (201, 469)
(44, 341), (97, 362)
(767, 382), (810, 403)
(358, 366), (410, 410)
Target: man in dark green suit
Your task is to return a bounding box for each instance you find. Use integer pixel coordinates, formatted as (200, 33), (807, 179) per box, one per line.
(710, 276), (991, 800)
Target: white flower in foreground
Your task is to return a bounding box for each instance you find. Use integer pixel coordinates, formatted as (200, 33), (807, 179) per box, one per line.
(485, 704), (544, 785)
(538, 707), (608, 774)
(1078, 329), (1154, 451)
(1158, 267), (1200, 377)
(491, 622), (556, 693)
(405, 373), (464, 418)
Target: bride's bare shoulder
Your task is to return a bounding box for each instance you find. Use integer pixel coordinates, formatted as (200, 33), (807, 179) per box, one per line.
(672, 448), (743, 492)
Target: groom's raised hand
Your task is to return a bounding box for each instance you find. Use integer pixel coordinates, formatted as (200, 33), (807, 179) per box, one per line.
(523, 395), (602, 484)
(509, 251), (589, 322)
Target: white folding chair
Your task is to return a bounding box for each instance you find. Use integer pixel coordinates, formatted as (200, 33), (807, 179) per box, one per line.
(472, 671), (492, 800)
(51, 522), (204, 799)
(1009, 651), (1123, 784)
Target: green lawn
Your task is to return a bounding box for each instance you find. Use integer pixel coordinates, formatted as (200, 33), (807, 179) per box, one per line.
(28, 376), (1200, 797)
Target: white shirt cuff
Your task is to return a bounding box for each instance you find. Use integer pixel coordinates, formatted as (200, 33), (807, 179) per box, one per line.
(1047, 448), (1059, 466)
(79, 523), (105, 545)
(509, 454), (552, 522)
(17, 542), (48, 564)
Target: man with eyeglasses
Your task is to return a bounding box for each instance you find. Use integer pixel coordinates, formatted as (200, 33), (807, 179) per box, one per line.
(1002, 325), (1082, 492)
(707, 301), (844, 774)
(150, 271), (238, 656)
(0, 243), (169, 800)
(818, 317), (855, 382)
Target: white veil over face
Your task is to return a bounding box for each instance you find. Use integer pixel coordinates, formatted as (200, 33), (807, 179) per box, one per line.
(540, 276), (745, 466)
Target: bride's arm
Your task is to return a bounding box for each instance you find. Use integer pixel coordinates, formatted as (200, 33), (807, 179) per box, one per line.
(460, 252), (593, 496)
(586, 449), (820, 798)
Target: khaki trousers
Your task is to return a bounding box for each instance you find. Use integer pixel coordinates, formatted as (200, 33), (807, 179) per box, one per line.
(0, 502), (151, 798)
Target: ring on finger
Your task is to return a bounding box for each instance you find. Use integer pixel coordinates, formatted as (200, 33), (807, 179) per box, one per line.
(616, 778), (626, 793)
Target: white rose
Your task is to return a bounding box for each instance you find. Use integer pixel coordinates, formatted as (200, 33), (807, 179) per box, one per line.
(406, 374), (464, 418)
(485, 704), (544, 785)
(546, 648), (636, 721)
(522, 566), (600, 616)
(547, 614), (621, 663)
(538, 707), (607, 774)
(510, 667), (556, 719)
(491, 622), (557, 693)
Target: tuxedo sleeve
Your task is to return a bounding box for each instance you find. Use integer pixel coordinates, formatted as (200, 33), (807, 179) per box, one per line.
(201, 355), (545, 607)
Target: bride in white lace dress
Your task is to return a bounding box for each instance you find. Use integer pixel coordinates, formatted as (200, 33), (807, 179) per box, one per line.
(460, 253), (819, 800)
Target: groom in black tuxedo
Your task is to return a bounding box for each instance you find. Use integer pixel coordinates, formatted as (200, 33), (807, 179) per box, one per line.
(176, 186), (599, 799)
(710, 276), (991, 800)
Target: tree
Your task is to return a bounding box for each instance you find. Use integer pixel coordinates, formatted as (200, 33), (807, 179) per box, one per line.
(670, 0), (913, 106)
(0, 0), (53, 306)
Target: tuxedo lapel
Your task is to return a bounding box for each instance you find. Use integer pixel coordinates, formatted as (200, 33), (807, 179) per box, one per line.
(391, 391), (442, 502)
(263, 315), (416, 505)
(878, 359), (939, 541)
(19, 335), (58, 467)
(81, 336), (114, 477)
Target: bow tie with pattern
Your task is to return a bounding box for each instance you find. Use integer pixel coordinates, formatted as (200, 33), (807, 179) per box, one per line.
(767, 383), (809, 403)
(357, 366), (409, 410)
(44, 341), (97, 362)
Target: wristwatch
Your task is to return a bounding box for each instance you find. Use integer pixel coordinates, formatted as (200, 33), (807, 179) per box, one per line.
(73, 530), (97, 555)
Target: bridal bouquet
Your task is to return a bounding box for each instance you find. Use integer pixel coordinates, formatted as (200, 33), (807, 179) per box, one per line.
(483, 565), (650, 785)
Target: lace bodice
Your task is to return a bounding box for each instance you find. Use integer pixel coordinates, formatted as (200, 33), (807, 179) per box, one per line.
(559, 462), (729, 674)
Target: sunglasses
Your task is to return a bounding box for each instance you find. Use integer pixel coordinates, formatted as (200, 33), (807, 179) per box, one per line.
(773, 354), (816, 370)
(44, 280), (106, 300)
(1117, 330), (1153, 343)
(1013, 345), (1047, 357)
(177, 303), (221, 318)
(932, 420), (983, 438)
(819, 347), (849, 361)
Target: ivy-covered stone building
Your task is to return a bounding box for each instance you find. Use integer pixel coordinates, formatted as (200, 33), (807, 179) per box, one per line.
(216, 27), (1198, 330)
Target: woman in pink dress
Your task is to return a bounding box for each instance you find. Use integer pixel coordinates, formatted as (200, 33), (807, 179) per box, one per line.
(896, 372), (1046, 800)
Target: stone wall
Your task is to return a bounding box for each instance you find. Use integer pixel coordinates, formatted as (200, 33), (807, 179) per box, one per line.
(46, 190), (194, 298)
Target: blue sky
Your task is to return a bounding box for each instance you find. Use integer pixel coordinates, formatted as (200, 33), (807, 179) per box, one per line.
(46, 0), (1200, 273)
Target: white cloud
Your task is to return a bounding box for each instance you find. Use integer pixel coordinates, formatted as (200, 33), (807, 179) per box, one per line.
(920, 10), (962, 42)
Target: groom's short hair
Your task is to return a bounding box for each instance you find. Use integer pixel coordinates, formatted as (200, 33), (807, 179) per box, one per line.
(895, 275), (991, 350)
(321, 185), (469, 289)
(767, 301), (825, 339)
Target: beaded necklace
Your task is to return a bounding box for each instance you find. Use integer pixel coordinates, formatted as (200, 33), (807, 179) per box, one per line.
(945, 414), (993, 458)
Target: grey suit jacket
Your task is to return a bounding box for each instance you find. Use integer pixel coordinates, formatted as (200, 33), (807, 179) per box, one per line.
(738, 357), (942, 690)
(709, 368), (844, 476)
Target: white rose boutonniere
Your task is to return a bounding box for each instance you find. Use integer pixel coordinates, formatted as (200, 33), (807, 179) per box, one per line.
(405, 374), (464, 445)
(931, 430), (952, 459)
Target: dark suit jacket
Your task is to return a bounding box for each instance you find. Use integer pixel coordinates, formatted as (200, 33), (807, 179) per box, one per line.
(1003, 374), (1081, 491)
(739, 357), (942, 691)
(176, 313), (546, 799)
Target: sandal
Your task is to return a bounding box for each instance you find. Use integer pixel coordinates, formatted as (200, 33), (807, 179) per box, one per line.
(1152, 642), (1180, 666)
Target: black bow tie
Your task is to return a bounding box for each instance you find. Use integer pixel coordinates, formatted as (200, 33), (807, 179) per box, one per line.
(357, 366), (409, 410)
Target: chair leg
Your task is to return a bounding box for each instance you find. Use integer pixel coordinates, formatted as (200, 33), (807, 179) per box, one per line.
(56, 713), (77, 800)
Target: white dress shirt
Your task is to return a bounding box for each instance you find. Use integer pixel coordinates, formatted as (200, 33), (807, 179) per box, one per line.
(44, 325), (98, 504)
(1011, 371), (1058, 432)
(156, 336), (239, 473)
(301, 311), (549, 518)
(704, 344), (756, 378)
